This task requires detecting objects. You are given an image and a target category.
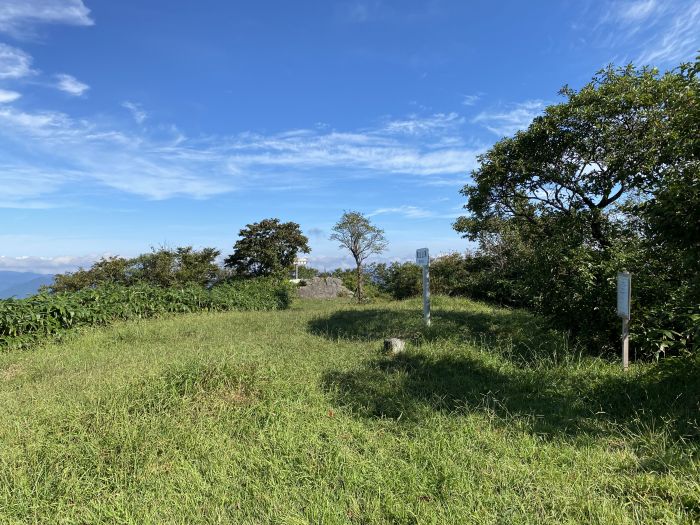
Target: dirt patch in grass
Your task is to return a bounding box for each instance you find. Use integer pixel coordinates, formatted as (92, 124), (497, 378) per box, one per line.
(0, 363), (24, 381)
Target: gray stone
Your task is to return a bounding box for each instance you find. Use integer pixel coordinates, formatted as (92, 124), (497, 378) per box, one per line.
(383, 338), (406, 354)
(297, 277), (353, 299)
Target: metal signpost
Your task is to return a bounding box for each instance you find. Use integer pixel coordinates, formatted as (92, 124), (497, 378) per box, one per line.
(416, 248), (430, 326)
(294, 257), (308, 280)
(617, 271), (631, 371)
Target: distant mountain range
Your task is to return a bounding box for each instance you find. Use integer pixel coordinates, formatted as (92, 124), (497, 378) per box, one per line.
(0, 271), (55, 299)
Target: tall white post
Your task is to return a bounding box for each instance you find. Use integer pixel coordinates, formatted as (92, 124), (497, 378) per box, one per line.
(416, 248), (431, 327)
(622, 318), (629, 371)
(422, 264), (431, 327)
(617, 271), (631, 372)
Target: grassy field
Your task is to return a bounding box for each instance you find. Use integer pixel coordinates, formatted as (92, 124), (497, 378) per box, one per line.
(0, 296), (698, 524)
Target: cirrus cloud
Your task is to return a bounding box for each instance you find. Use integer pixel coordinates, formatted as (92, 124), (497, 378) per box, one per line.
(55, 73), (89, 96)
(472, 100), (546, 137)
(0, 0), (93, 37)
(0, 43), (34, 79)
(0, 89), (21, 103)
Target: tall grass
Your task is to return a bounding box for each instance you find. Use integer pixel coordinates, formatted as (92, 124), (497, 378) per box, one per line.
(0, 297), (697, 523)
(0, 279), (293, 349)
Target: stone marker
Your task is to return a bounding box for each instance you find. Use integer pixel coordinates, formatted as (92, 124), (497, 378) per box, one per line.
(383, 338), (406, 355)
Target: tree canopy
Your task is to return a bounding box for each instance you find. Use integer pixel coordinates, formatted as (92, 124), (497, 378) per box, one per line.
(224, 218), (310, 277)
(454, 61), (699, 356)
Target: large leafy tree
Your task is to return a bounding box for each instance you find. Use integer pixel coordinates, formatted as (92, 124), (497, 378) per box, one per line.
(225, 218), (310, 277)
(455, 64), (692, 249)
(455, 62), (699, 355)
(330, 211), (387, 301)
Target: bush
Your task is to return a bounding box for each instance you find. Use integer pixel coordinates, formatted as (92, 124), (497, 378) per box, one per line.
(330, 268), (386, 300)
(0, 279), (293, 350)
(369, 262), (421, 300)
(50, 246), (222, 293)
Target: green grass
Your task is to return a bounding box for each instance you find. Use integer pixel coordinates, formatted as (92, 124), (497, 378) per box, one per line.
(0, 296), (698, 524)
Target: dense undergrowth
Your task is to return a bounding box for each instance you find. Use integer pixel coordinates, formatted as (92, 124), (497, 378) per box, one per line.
(0, 279), (292, 350)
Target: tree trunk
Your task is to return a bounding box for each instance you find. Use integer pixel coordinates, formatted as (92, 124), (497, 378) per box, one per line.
(589, 212), (610, 250)
(355, 262), (363, 302)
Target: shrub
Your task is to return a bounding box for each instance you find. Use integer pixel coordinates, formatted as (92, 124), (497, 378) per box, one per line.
(0, 279), (293, 350)
(50, 246), (222, 293)
(330, 268), (386, 300)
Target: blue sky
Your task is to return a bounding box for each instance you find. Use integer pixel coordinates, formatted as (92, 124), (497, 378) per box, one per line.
(0, 0), (698, 273)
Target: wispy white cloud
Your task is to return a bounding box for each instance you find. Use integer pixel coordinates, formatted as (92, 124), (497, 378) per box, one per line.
(594, 0), (700, 66)
(0, 104), (481, 207)
(0, 89), (20, 103)
(122, 101), (148, 124)
(369, 204), (463, 220)
(472, 100), (545, 137)
(224, 129), (480, 177)
(461, 94), (481, 106)
(615, 0), (658, 23)
(636, 1), (700, 65)
(0, 164), (80, 208)
(55, 73), (89, 96)
(0, 0), (93, 37)
(381, 112), (464, 136)
(369, 205), (434, 219)
(0, 43), (34, 79)
(0, 106), (234, 204)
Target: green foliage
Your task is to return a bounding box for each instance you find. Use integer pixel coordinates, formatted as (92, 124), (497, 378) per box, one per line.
(133, 246), (222, 288)
(50, 247), (222, 293)
(50, 256), (133, 292)
(224, 218), (310, 277)
(368, 262), (421, 299)
(0, 279), (292, 350)
(295, 265), (319, 279)
(455, 61), (700, 358)
(330, 211), (388, 301)
(0, 298), (698, 522)
(370, 254), (519, 301)
(330, 268), (386, 300)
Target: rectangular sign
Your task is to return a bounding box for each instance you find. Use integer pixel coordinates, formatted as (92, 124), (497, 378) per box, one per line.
(617, 272), (631, 319)
(416, 248), (429, 266)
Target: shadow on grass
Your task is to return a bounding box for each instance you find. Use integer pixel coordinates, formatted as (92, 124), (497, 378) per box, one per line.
(308, 306), (573, 365)
(313, 307), (699, 447)
(322, 351), (700, 444)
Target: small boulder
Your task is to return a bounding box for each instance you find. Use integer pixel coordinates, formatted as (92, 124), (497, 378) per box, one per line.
(383, 338), (406, 355)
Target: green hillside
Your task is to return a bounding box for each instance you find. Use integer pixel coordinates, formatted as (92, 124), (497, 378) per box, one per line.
(1, 297), (698, 524)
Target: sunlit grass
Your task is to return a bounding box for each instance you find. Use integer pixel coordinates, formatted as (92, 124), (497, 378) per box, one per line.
(0, 297), (698, 523)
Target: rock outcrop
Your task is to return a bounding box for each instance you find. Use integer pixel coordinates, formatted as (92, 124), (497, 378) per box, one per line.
(297, 277), (352, 299)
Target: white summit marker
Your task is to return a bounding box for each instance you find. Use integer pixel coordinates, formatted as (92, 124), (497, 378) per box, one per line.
(416, 248), (430, 326)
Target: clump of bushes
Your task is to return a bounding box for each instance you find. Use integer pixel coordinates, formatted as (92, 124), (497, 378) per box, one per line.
(0, 279), (293, 349)
(329, 268), (388, 301)
(368, 255), (493, 301)
(49, 246), (224, 293)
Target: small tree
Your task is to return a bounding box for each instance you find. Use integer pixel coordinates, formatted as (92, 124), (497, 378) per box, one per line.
(330, 211), (387, 301)
(225, 218), (310, 277)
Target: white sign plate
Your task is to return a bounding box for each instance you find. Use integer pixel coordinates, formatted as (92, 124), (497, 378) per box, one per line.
(416, 248), (429, 266)
(617, 272), (631, 319)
